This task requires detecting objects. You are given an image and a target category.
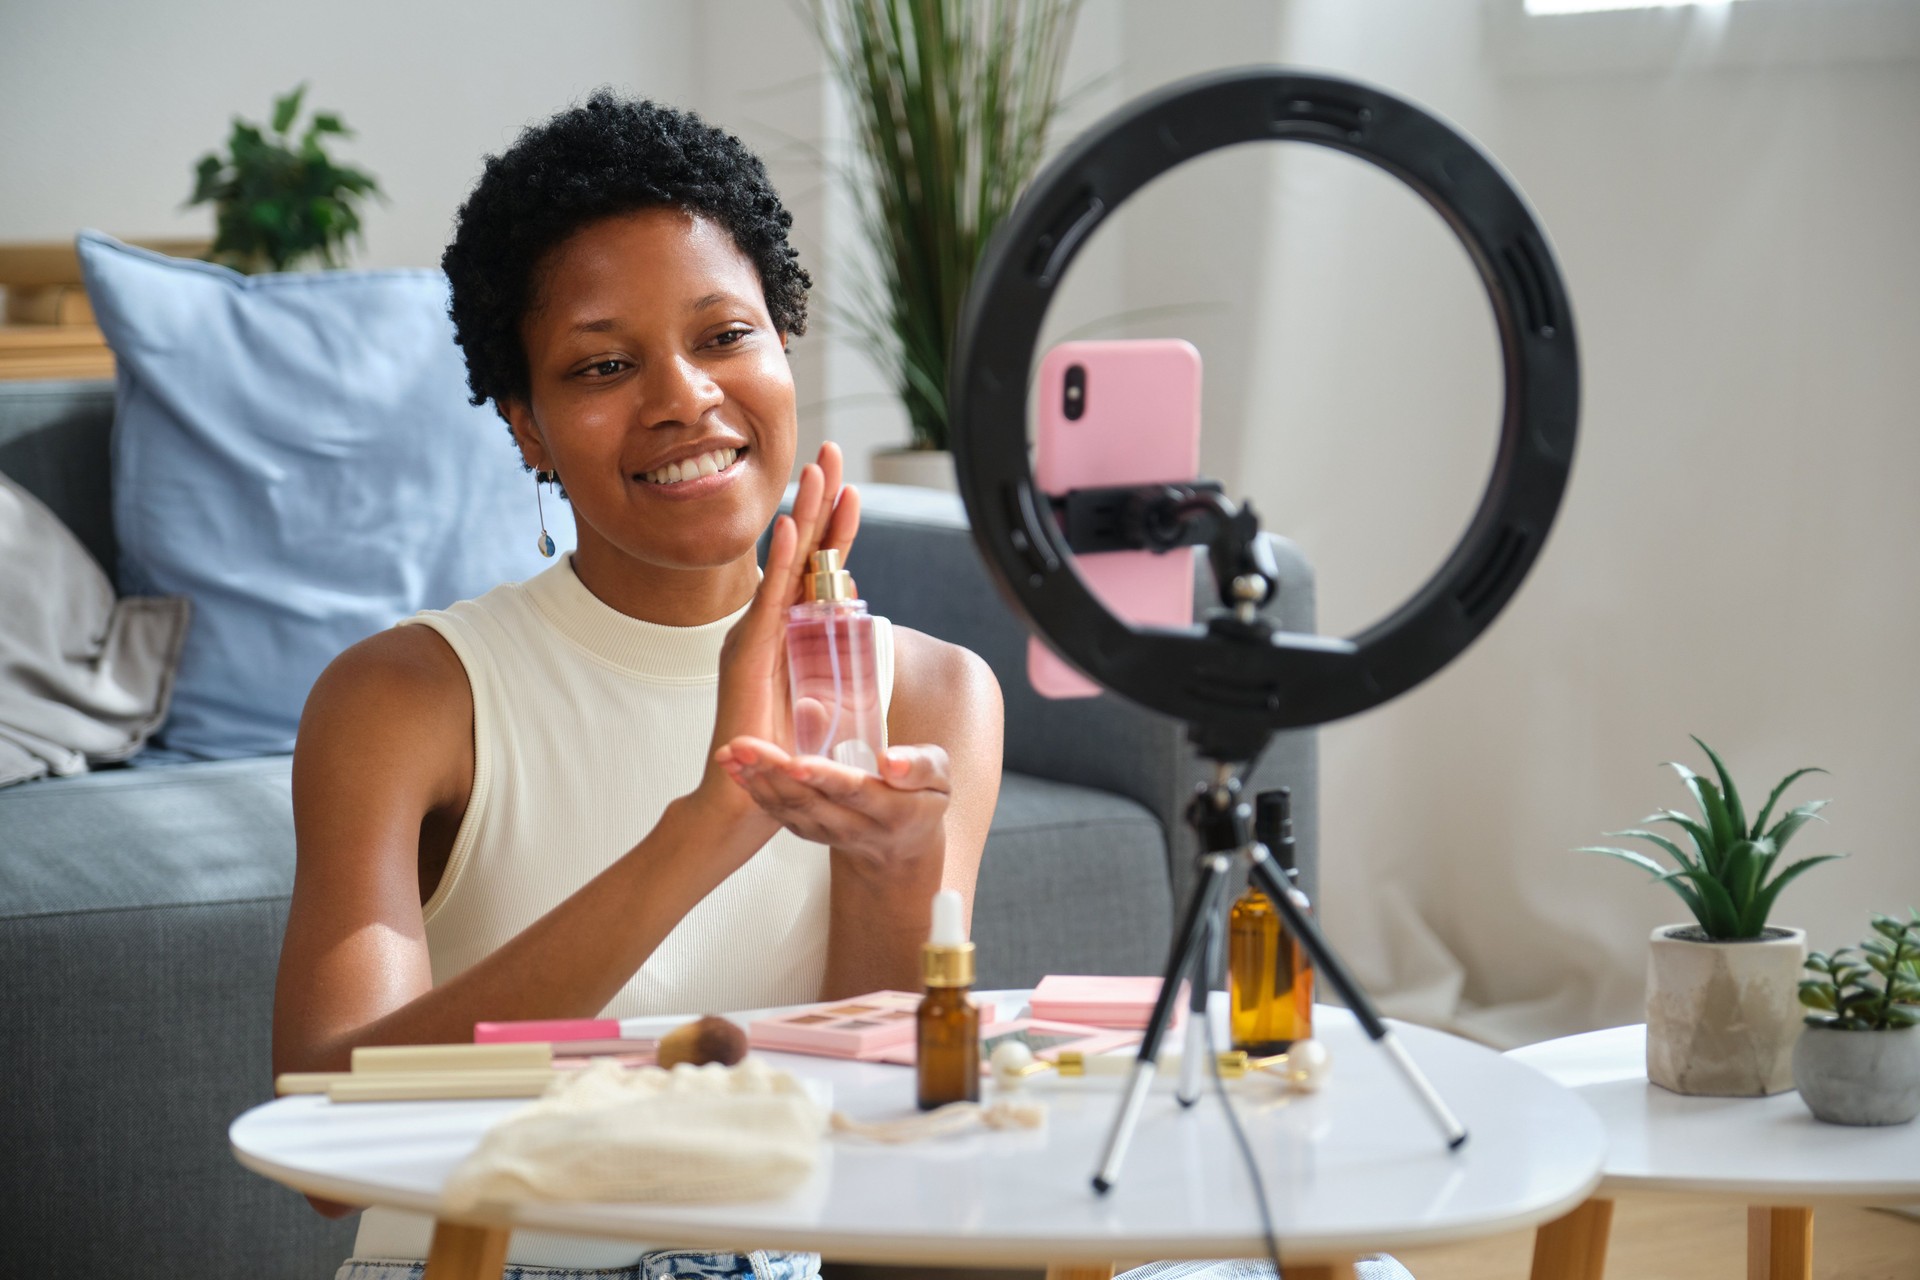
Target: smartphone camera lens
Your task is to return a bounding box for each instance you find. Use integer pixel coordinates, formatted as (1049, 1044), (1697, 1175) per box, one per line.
(1063, 364), (1086, 421)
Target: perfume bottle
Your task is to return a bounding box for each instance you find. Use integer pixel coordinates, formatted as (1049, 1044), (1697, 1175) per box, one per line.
(786, 548), (885, 774)
(1227, 787), (1314, 1055)
(916, 889), (980, 1110)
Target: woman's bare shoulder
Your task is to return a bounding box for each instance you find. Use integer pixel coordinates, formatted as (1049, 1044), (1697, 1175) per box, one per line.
(888, 625), (1002, 747)
(305, 624), (470, 718)
(295, 624), (474, 810)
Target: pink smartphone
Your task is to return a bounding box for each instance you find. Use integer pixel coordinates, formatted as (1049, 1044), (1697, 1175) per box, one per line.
(1030, 339), (1203, 698)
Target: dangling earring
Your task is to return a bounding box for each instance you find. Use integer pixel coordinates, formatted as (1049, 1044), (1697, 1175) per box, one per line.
(534, 470), (557, 558)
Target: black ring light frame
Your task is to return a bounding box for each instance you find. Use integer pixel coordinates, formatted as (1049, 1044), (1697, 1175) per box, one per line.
(950, 68), (1579, 743)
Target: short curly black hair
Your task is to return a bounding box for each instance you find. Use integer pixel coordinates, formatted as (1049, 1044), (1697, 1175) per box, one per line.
(442, 90), (810, 421)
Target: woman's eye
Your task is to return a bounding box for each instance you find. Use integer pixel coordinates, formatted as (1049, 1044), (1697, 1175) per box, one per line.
(582, 359), (626, 378)
(711, 327), (750, 348)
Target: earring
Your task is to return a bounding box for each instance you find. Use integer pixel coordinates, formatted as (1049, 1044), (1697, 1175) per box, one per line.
(534, 470), (557, 558)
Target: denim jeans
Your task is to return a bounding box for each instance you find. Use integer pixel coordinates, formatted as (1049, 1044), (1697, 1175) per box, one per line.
(335, 1249), (821, 1280)
(1115, 1257), (1415, 1280)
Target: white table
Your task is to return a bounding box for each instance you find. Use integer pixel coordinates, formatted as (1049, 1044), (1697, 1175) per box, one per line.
(1508, 1023), (1920, 1280)
(231, 1001), (1605, 1280)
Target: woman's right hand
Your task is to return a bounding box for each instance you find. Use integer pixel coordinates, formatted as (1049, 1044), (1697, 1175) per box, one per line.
(700, 442), (860, 819)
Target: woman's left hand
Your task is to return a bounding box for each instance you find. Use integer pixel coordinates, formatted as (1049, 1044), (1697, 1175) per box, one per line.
(717, 737), (951, 873)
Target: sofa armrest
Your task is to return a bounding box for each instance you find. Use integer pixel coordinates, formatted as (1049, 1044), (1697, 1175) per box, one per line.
(828, 483), (1319, 913)
(0, 377), (117, 581)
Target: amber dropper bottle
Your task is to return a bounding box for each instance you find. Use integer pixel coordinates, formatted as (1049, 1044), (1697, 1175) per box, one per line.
(1227, 788), (1314, 1055)
(916, 889), (980, 1110)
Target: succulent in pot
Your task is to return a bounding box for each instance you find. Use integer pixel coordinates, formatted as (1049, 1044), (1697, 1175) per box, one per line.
(1793, 911), (1920, 1125)
(1579, 737), (1845, 1096)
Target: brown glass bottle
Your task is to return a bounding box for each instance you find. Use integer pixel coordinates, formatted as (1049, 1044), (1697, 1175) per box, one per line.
(1228, 788), (1314, 1055)
(917, 889), (980, 1110)
(916, 984), (980, 1109)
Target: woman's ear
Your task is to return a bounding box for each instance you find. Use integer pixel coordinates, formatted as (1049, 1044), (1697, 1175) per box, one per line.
(502, 397), (549, 474)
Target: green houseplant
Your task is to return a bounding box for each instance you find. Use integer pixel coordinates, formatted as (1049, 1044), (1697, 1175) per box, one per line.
(1793, 910), (1920, 1125)
(1579, 737), (1844, 1097)
(1578, 736), (1841, 940)
(187, 84), (383, 274)
(815, 0), (1082, 480)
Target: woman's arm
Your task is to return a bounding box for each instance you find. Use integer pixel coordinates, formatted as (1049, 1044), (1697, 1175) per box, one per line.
(272, 626), (778, 1079)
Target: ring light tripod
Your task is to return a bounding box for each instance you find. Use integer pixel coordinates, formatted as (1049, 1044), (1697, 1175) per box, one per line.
(947, 69), (1579, 1194)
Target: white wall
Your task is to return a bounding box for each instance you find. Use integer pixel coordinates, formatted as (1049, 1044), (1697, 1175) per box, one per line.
(0, 0), (699, 270)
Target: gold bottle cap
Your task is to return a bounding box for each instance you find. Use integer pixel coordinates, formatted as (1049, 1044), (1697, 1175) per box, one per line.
(922, 941), (975, 989)
(804, 549), (856, 602)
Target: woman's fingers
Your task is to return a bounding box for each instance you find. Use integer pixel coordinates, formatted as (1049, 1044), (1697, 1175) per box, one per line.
(785, 463), (825, 593)
(791, 696), (832, 757)
(719, 736), (890, 845)
(822, 481), (861, 567)
(791, 443), (845, 568)
(720, 734), (943, 818)
(739, 514), (797, 641)
(817, 441), (844, 504)
(878, 744), (952, 793)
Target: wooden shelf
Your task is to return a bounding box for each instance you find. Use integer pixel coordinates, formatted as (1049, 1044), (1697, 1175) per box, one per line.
(0, 237), (208, 382)
(0, 324), (115, 382)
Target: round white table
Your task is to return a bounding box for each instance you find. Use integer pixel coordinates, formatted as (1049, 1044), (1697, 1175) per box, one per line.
(1507, 1023), (1920, 1280)
(231, 1001), (1605, 1280)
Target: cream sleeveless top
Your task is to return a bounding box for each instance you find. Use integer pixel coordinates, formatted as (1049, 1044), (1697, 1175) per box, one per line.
(352, 555), (892, 1267)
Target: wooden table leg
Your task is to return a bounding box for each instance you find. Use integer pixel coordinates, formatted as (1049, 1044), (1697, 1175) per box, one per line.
(423, 1219), (511, 1280)
(1747, 1206), (1814, 1280)
(1529, 1196), (1614, 1280)
(1287, 1263), (1356, 1280)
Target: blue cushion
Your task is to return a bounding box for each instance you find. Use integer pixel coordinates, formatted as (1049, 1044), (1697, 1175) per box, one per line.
(75, 231), (571, 759)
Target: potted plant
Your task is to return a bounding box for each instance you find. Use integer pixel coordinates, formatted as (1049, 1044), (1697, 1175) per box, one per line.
(1579, 737), (1844, 1096)
(1794, 910), (1920, 1125)
(187, 84), (383, 274)
(814, 0), (1082, 489)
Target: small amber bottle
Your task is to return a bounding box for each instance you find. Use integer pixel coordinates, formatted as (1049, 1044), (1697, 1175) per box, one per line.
(1228, 788), (1314, 1055)
(916, 889), (980, 1110)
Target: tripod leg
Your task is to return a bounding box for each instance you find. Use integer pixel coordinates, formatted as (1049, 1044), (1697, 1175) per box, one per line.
(1247, 853), (1469, 1151)
(1176, 896), (1223, 1108)
(1092, 851), (1233, 1195)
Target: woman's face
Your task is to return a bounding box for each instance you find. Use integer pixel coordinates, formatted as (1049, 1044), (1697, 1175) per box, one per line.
(506, 207), (796, 575)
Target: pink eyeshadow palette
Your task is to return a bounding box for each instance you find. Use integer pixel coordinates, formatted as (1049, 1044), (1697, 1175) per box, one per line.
(1030, 975), (1187, 1030)
(748, 990), (923, 1059)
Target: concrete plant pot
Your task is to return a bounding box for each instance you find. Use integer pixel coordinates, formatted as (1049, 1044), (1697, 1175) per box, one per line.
(1793, 1024), (1920, 1125)
(869, 448), (956, 492)
(1646, 924), (1805, 1096)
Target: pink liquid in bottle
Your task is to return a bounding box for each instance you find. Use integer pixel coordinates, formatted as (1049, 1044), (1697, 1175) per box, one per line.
(786, 550), (885, 773)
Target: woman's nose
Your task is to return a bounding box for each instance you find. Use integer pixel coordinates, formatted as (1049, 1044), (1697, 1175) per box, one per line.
(643, 353), (723, 428)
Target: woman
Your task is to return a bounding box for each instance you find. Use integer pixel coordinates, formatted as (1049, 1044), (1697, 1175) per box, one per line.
(273, 92), (1003, 1277)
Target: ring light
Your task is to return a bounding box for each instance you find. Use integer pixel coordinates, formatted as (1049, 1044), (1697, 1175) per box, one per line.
(949, 68), (1579, 743)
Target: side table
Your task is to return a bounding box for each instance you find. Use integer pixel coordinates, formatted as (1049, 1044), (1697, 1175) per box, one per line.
(1509, 1023), (1920, 1280)
(234, 1005), (1604, 1280)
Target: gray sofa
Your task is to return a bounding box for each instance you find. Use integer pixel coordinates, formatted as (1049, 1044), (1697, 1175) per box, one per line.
(0, 376), (1317, 1280)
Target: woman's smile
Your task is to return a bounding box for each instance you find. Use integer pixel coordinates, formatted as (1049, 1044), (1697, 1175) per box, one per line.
(632, 443), (751, 498)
